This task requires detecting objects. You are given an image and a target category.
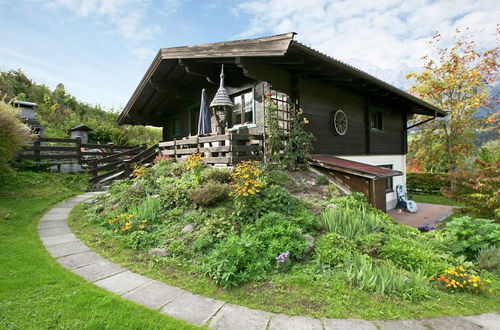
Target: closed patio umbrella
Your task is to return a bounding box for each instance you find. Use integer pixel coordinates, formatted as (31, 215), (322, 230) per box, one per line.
(197, 89), (212, 135)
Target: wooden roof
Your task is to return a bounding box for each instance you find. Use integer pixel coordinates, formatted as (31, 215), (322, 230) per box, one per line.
(118, 33), (446, 126)
(309, 155), (403, 179)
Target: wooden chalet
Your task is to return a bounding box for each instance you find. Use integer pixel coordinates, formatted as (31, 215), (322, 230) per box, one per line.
(118, 33), (446, 211)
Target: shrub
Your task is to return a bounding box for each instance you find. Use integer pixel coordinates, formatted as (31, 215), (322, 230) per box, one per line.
(355, 232), (387, 257)
(445, 161), (500, 219)
(202, 167), (232, 183)
(445, 216), (500, 260)
(204, 212), (307, 288)
(379, 237), (450, 276)
(204, 232), (267, 288)
(316, 174), (329, 185)
(345, 253), (430, 299)
(407, 172), (451, 194)
(0, 100), (30, 171)
(188, 183), (230, 207)
(124, 230), (159, 250)
(171, 161), (187, 176)
(431, 266), (494, 294)
(477, 246), (500, 274)
(315, 233), (356, 267)
(157, 176), (193, 209)
(230, 161), (264, 197)
(320, 204), (382, 240)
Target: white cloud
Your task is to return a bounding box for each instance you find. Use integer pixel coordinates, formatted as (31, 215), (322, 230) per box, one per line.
(235, 0), (499, 82)
(46, 0), (160, 41)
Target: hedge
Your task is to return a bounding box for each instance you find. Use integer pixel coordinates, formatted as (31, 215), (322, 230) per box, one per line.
(407, 172), (450, 194)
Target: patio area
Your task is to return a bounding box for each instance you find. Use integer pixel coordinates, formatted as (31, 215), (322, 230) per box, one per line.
(388, 203), (457, 228)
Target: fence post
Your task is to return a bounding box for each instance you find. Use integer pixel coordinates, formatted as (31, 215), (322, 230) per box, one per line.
(123, 159), (131, 178)
(91, 161), (98, 180)
(74, 137), (81, 164)
(34, 139), (40, 162)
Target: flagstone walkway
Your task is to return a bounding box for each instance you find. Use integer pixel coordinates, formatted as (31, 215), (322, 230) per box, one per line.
(39, 193), (500, 330)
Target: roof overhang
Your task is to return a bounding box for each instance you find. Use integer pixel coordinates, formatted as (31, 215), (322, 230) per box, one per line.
(309, 155), (403, 180)
(118, 32), (446, 126)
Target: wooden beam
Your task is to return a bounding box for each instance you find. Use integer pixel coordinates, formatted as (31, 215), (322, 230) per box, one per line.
(236, 57), (292, 93)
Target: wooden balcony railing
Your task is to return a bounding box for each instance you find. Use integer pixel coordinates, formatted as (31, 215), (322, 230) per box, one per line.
(158, 133), (264, 165)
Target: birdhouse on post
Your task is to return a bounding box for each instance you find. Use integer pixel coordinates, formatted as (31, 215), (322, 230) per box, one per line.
(68, 125), (92, 145)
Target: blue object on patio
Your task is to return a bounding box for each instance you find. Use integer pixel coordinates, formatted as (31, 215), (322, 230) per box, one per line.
(197, 89), (212, 135)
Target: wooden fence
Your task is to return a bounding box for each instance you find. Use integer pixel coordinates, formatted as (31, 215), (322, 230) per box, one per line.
(89, 144), (158, 184)
(158, 133), (264, 165)
(18, 137), (142, 164)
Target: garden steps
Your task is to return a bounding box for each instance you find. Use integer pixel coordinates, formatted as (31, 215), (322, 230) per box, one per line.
(38, 193), (500, 330)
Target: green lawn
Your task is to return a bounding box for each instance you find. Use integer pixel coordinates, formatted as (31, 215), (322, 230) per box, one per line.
(411, 193), (463, 207)
(0, 171), (197, 330)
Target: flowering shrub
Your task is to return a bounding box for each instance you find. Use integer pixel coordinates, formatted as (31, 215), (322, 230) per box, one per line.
(132, 165), (147, 179)
(185, 153), (204, 171)
(230, 161), (264, 197)
(431, 266), (493, 293)
(106, 213), (149, 234)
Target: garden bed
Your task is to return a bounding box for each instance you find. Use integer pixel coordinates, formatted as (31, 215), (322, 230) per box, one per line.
(72, 157), (500, 320)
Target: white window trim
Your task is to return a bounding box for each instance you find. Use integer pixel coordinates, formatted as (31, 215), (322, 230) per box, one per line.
(228, 88), (255, 129)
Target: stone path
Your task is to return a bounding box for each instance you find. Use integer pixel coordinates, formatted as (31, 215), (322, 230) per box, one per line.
(39, 193), (500, 330)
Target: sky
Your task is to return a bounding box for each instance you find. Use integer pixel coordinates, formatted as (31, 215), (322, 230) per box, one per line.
(0, 0), (498, 110)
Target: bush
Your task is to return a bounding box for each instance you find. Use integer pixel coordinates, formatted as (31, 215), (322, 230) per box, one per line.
(315, 233), (356, 267)
(124, 231), (159, 250)
(188, 183), (230, 207)
(445, 161), (500, 219)
(204, 212), (307, 288)
(445, 216), (500, 260)
(0, 100), (30, 171)
(431, 266), (494, 293)
(157, 176), (193, 209)
(345, 253), (430, 299)
(355, 232), (387, 257)
(316, 174), (329, 185)
(204, 232), (267, 288)
(379, 237), (449, 276)
(477, 246), (500, 274)
(202, 167), (232, 183)
(407, 172), (450, 194)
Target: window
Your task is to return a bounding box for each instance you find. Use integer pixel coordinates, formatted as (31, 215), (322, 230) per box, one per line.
(379, 164), (393, 192)
(172, 117), (180, 138)
(370, 111), (383, 131)
(230, 90), (254, 127)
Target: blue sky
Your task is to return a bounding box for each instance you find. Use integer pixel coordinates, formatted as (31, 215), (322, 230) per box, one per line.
(1, 0), (498, 109)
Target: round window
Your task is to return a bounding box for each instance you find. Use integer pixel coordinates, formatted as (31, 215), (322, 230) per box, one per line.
(331, 110), (348, 135)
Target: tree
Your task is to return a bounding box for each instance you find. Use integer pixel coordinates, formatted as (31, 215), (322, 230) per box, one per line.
(406, 28), (499, 173)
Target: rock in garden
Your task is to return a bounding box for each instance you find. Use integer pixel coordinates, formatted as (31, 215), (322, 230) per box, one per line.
(182, 223), (195, 233)
(326, 203), (337, 208)
(149, 248), (167, 257)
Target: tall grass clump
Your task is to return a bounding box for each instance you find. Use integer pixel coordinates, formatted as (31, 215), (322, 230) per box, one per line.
(345, 253), (429, 299)
(321, 203), (382, 239)
(129, 197), (161, 222)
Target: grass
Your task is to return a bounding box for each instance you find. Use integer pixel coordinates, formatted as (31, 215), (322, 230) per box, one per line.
(411, 193), (463, 207)
(70, 205), (500, 321)
(0, 171), (197, 330)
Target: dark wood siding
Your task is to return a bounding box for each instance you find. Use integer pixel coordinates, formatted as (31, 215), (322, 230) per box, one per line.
(298, 77), (406, 156)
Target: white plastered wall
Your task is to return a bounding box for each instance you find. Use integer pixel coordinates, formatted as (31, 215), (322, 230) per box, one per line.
(336, 155), (406, 210)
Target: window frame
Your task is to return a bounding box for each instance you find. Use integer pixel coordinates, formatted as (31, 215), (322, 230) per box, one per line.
(228, 88), (255, 130)
(369, 107), (384, 132)
(379, 164), (394, 193)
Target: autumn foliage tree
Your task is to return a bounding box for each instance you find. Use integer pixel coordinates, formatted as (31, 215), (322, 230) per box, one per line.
(407, 28), (499, 173)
